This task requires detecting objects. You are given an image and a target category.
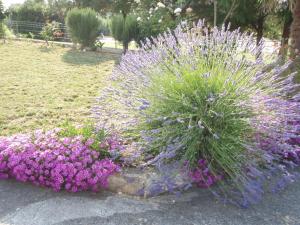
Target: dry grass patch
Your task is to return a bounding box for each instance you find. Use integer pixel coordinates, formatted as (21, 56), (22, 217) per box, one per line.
(0, 41), (120, 135)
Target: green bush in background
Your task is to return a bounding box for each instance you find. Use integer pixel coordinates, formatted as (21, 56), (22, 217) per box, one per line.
(66, 7), (100, 49)
(111, 14), (139, 53)
(0, 0), (4, 40)
(40, 21), (60, 45)
(0, 23), (4, 40)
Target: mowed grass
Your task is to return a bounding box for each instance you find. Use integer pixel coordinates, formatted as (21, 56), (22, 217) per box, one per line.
(0, 41), (120, 136)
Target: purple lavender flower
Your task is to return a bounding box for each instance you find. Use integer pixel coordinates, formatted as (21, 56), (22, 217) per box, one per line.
(92, 19), (300, 206)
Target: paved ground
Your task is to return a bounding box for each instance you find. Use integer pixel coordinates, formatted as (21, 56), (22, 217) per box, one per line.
(1, 179), (300, 225)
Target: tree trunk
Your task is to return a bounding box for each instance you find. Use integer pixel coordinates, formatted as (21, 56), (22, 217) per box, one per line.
(122, 11), (128, 54)
(279, 15), (293, 59)
(123, 41), (128, 54)
(290, 0), (300, 59)
(214, 0), (217, 27)
(256, 16), (264, 46)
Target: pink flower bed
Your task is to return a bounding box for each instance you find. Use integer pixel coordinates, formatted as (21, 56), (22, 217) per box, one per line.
(0, 129), (120, 192)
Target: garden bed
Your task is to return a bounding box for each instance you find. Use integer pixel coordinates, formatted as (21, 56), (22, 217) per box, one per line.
(1, 23), (299, 207)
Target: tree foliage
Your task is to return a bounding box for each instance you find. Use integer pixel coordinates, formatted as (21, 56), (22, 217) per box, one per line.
(47, 0), (73, 23)
(73, 0), (112, 15)
(8, 0), (47, 23)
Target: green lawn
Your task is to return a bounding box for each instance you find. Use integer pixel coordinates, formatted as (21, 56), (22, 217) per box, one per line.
(0, 41), (120, 136)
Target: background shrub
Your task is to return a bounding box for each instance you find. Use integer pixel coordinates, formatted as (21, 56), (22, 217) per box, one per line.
(111, 14), (139, 53)
(66, 7), (100, 48)
(0, 22), (4, 40)
(0, 0), (4, 40)
(40, 21), (60, 45)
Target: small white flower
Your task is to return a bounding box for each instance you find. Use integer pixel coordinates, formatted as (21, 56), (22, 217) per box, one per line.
(155, 7), (158, 11)
(137, 17), (142, 21)
(174, 8), (182, 16)
(186, 7), (193, 13)
(157, 2), (166, 8)
(158, 19), (162, 23)
(181, 20), (187, 26)
(134, 0), (140, 3)
(174, 8), (182, 14)
(198, 120), (204, 130)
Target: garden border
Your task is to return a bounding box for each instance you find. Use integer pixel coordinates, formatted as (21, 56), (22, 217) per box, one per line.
(108, 168), (152, 196)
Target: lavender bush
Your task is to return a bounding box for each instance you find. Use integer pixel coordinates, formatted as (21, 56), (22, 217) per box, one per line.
(0, 129), (121, 192)
(93, 20), (300, 206)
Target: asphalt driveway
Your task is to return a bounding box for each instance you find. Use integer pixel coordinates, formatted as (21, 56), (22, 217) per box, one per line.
(0, 179), (299, 225)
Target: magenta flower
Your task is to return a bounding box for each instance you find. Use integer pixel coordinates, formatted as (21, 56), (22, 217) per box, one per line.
(0, 129), (120, 192)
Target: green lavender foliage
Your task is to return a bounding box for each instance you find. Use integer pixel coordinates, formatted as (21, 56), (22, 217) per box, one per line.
(59, 121), (108, 156)
(141, 55), (257, 178)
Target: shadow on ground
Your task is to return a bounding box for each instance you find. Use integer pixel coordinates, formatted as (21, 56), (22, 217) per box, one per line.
(38, 46), (56, 53)
(62, 49), (120, 65)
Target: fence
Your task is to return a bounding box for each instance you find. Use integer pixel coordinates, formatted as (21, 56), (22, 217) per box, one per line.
(4, 20), (279, 54)
(5, 20), (71, 42)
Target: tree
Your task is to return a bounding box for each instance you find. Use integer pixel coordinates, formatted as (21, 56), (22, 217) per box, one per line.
(66, 7), (100, 49)
(277, 5), (293, 58)
(290, 0), (300, 58)
(134, 0), (251, 41)
(225, 0), (268, 45)
(261, 0), (300, 59)
(47, 0), (73, 23)
(8, 0), (47, 23)
(112, 0), (135, 17)
(73, 0), (112, 15)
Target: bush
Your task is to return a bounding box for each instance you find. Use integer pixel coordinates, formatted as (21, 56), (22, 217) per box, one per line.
(111, 14), (139, 52)
(0, 0), (4, 40)
(93, 40), (105, 50)
(0, 22), (4, 39)
(0, 128), (121, 192)
(135, 13), (177, 44)
(40, 21), (60, 45)
(94, 21), (300, 206)
(0, 23), (13, 40)
(66, 8), (100, 48)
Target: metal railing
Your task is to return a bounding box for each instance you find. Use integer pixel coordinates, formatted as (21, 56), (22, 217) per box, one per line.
(6, 20), (71, 42)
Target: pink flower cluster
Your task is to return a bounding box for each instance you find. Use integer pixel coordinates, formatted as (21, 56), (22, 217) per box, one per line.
(189, 159), (222, 188)
(0, 129), (120, 192)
